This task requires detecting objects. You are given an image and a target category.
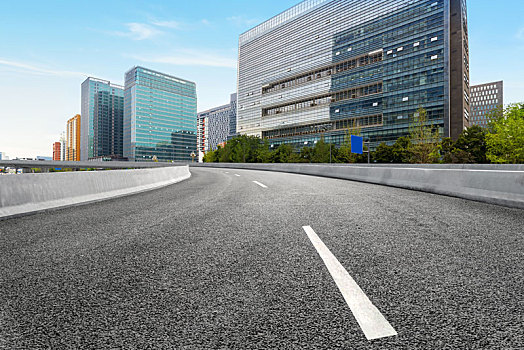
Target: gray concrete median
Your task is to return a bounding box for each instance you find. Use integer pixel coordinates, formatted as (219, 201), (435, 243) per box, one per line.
(193, 163), (524, 209)
(0, 166), (191, 220)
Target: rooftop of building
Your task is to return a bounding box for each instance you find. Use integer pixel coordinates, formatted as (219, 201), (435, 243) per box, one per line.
(471, 81), (503, 88)
(197, 104), (231, 117)
(82, 77), (124, 90)
(125, 66), (196, 86)
(239, 0), (329, 45)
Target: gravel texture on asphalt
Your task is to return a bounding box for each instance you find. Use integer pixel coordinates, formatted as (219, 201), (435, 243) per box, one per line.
(0, 167), (523, 349)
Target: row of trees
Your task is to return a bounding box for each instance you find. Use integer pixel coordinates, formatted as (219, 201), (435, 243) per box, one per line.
(204, 103), (523, 164)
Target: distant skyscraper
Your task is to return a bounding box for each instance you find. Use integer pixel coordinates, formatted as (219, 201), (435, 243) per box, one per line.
(197, 93), (237, 157)
(52, 142), (61, 161)
(93, 90), (125, 159)
(0, 152), (4, 160)
(66, 114), (81, 161)
(123, 66), (197, 162)
(228, 93), (238, 139)
(237, 0), (470, 149)
(197, 114), (208, 160)
(81, 77), (124, 161)
(470, 81), (503, 128)
(60, 131), (67, 161)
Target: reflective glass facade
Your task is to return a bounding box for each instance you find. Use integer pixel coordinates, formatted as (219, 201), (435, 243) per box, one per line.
(123, 67), (197, 162)
(93, 91), (124, 159)
(80, 78), (124, 161)
(238, 0), (470, 149)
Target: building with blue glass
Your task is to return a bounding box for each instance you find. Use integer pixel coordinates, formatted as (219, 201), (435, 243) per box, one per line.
(237, 0), (470, 149)
(123, 66), (197, 162)
(93, 91), (125, 160)
(81, 77), (124, 161)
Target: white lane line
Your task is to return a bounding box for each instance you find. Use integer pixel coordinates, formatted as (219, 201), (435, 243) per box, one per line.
(252, 181), (268, 188)
(225, 171), (229, 174)
(302, 226), (397, 341)
(234, 174), (241, 177)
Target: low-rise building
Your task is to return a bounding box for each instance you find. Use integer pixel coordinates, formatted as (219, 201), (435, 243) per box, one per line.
(53, 142), (61, 161)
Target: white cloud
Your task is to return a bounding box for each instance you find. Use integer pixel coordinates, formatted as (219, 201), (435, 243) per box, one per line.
(227, 15), (260, 27)
(151, 20), (181, 29)
(113, 23), (163, 40)
(131, 49), (237, 68)
(0, 58), (88, 78)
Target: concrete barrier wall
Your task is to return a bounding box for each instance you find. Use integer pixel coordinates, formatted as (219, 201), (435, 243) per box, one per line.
(0, 166), (191, 220)
(193, 163), (524, 209)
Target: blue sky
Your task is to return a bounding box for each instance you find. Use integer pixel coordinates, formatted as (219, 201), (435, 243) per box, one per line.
(1, 0), (523, 158)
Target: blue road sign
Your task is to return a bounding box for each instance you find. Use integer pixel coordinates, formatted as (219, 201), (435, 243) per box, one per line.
(351, 135), (364, 154)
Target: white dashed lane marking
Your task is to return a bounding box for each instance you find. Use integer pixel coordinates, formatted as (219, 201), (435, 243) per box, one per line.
(302, 226), (397, 340)
(253, 181), (268, 188)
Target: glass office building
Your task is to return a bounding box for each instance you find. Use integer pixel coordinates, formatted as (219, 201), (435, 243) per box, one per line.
(470, 81), (503, 128)
(81, 78), (124, 161)
(93, 91), (125, 160)
(237, 0), (470, 149)
(123, 66), (197, 162)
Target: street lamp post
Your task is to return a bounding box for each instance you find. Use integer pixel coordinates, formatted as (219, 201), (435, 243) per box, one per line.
(365, 138), (371, 164)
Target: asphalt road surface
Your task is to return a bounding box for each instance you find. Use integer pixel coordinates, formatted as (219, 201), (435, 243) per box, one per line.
(1, 168), (523, 349)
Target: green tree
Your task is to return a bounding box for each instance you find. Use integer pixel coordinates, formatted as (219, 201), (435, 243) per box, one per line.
(269, 144), (294, 163)
(203, 149), (219, 163)
(231, 135), (259, 162)
(299, 147), (314, 163)
(409, 107), (440, 163)
(391, 137), (412, 163)
(486, 103), (524, 164)
(453, 125), (487, 163)
(440, 137), (454, 163)
(255, 139), (272, 163)
(373, 143), (394, 163)
(312, 137), (331, 163)
(485, 105), (505, 134)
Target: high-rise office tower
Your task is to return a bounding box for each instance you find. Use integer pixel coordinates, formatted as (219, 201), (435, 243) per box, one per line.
(470, 81), (503, 128)
(59, 131), (67, 161)
(52, 142), (61, 161)
(93, 90), (125, 159)
(197, 113), (208, 160)
(197, 93), (237, 157)
(123, 66), (197, 162)
(237, 0), (470, 149)
(228, 93), (238, 139)
(81, 77), (124, 161)
(66, 114), (81, 161)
